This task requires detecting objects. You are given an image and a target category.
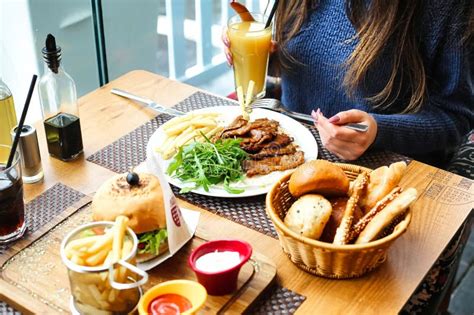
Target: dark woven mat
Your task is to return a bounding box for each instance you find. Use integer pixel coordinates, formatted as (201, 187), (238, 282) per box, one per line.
(0, 304), (19, 315)
(249, 285), (306, 314)
(87, 91), (411, 239)
(0, 183), (85, 314)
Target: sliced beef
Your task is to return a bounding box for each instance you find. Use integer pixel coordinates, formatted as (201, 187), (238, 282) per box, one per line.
(249, 143), (297, 160)
(241, 133), (293, 153)
(243, 151), (305, 177)
(221, 118), (279, 138)
(217, 115), (248, 138)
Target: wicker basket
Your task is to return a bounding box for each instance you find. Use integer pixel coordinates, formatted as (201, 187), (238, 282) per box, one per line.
(266, 162), (411, 279)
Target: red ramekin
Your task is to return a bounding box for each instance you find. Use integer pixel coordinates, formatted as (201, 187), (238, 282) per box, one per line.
(188, 239), (252, 296)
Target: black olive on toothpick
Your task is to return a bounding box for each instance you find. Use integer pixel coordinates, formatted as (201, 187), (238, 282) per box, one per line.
(126, 172), (140, 186)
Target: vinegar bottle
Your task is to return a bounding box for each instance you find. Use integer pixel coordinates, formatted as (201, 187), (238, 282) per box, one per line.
(0, 78), (18, 162)
(38, 34), (83, 161)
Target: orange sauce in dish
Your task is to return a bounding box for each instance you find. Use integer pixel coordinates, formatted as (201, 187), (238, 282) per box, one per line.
(148, 294), (192, 315)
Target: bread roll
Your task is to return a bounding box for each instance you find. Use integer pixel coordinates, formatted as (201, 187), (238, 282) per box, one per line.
(320, 197), (363, 243)
(356, 188), (417, 244)
(358, 161), (407, 212)
(284, 194), (332, 240)
(92, 173), (166, 234)
(288, 160), (350, 198)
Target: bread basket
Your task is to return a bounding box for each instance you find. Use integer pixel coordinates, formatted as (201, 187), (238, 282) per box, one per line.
(266, 162), (412, 279)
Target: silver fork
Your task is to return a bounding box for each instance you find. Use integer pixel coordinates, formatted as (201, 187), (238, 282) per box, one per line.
(249, 98), (369, 132)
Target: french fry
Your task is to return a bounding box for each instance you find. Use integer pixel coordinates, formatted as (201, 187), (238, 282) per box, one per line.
(157, 135), (177, 153)
(205, 126), (224, 138)
(161, 147), (178, 160)
(85, 247), (110, 266)
(237, 86), (246, 120)
(71, 272), (104, 285)
(164, 120), (195, 136)
(65, 248), (84, 259)
(112, 216), (128, 262)
(86, 232), (113, 254)
(157, 112), (221, 159)
(173, 126), (199, 148)
(190, 117), (217, 127)
(107, 285), (117, 303)
(121, 239), (133, 259)
(87, 284), (110, 309)
(66, 235), (102, 251)
(75, 282), (102, 309)
(245, 80), (255, 109)
(161, 113), (195, 129)
(70, 254), (85, 266)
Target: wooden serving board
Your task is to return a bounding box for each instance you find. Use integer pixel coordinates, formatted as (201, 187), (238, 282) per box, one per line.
(0, 199), (277, 314)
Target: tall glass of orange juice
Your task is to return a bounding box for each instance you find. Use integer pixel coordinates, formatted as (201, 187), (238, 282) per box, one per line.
(228, 13), (272, 100)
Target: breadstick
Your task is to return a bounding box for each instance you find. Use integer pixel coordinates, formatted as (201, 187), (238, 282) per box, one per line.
(333, 172), (368, 245)
(348, 187), (402, 242)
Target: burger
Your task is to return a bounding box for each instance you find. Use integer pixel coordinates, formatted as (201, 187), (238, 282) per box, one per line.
(91, 172), (168, 262)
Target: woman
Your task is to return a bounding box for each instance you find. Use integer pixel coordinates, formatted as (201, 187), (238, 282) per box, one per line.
(224, 0), (473, 167)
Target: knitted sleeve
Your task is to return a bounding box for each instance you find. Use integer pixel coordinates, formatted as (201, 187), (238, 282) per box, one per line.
(371, 1), (473, 156)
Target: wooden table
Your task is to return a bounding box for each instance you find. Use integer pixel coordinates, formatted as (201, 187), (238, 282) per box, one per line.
(2, 70), (473, 314)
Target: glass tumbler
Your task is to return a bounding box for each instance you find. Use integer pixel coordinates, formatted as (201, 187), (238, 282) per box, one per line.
(0, 145), (26, 243)
(228, 13), (272, 100)
(61, 222), (148, 315)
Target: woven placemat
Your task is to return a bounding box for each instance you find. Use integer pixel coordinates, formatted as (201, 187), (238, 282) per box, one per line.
(0, 183), (85, 315)
(0, 304), (19, 315)
(87, 91), (411, 238)
(250, 285), (306, 314)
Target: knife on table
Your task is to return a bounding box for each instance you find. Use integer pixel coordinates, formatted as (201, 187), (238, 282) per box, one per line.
(111, 88), (185, 117)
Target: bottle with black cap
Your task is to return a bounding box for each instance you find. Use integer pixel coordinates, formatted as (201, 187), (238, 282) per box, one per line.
(38, 34), (83, 161)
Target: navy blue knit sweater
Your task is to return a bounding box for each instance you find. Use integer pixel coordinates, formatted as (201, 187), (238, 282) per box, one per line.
(281, 0), (473, 165)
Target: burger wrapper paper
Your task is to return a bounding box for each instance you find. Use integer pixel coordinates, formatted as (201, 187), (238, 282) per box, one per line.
(136, 157), (200, 271)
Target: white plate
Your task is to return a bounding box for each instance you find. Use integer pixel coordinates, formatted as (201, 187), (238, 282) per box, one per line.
(146, 106), (318, 197)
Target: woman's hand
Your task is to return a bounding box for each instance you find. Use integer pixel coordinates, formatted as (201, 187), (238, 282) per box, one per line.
(222, 27), (233, 66)
(312, 109), (378, 160)
(222, 27), (277, 66)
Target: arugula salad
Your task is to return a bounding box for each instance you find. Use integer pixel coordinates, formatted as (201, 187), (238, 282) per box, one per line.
(166, 137), (248, 194)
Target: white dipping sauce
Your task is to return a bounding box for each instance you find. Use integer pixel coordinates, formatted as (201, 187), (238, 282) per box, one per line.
(195, 250), (241, 273)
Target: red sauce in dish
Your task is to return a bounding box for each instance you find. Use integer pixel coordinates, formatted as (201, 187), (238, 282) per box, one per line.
(148, 294), (192, 315)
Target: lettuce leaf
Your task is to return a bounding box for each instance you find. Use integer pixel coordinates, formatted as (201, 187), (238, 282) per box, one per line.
(138, 229), (168, 255)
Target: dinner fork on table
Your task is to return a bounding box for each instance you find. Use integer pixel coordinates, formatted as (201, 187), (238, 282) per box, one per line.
(249, 98), (369, 132)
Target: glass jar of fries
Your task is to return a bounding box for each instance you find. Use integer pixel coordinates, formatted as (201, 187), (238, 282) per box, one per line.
(60, 219), (148, 314)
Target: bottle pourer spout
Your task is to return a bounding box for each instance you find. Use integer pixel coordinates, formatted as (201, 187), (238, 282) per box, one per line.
(42, 34), (61, 74)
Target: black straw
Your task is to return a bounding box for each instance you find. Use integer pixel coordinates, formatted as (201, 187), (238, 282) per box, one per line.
(6, 75), (37, 168)
(265, 0), (279, 28)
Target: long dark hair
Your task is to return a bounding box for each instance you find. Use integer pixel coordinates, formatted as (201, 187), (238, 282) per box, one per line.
(274, 0), (469, 113)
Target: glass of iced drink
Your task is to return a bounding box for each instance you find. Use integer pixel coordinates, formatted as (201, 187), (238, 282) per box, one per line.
(228, 13), (272, 100)
(0, 145), (26, 243)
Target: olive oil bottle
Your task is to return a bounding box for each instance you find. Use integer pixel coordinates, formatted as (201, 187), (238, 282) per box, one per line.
(38, 34), (83, 161)
(0, 79), (17, 162)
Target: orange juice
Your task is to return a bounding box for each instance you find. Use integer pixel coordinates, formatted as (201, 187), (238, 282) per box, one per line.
(228, 16), (272, 99)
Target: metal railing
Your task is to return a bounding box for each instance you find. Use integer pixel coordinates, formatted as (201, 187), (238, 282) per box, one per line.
(159, 0), (262, 86)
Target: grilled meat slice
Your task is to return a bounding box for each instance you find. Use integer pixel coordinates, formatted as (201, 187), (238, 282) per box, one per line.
(241, 133), (293, 153)
(249, 143), (297, 160)
(243, 151), (305, 177)
(217, 115), (248, 139)
(221, 118), (279, 138)
(240, 127), (278, 151)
